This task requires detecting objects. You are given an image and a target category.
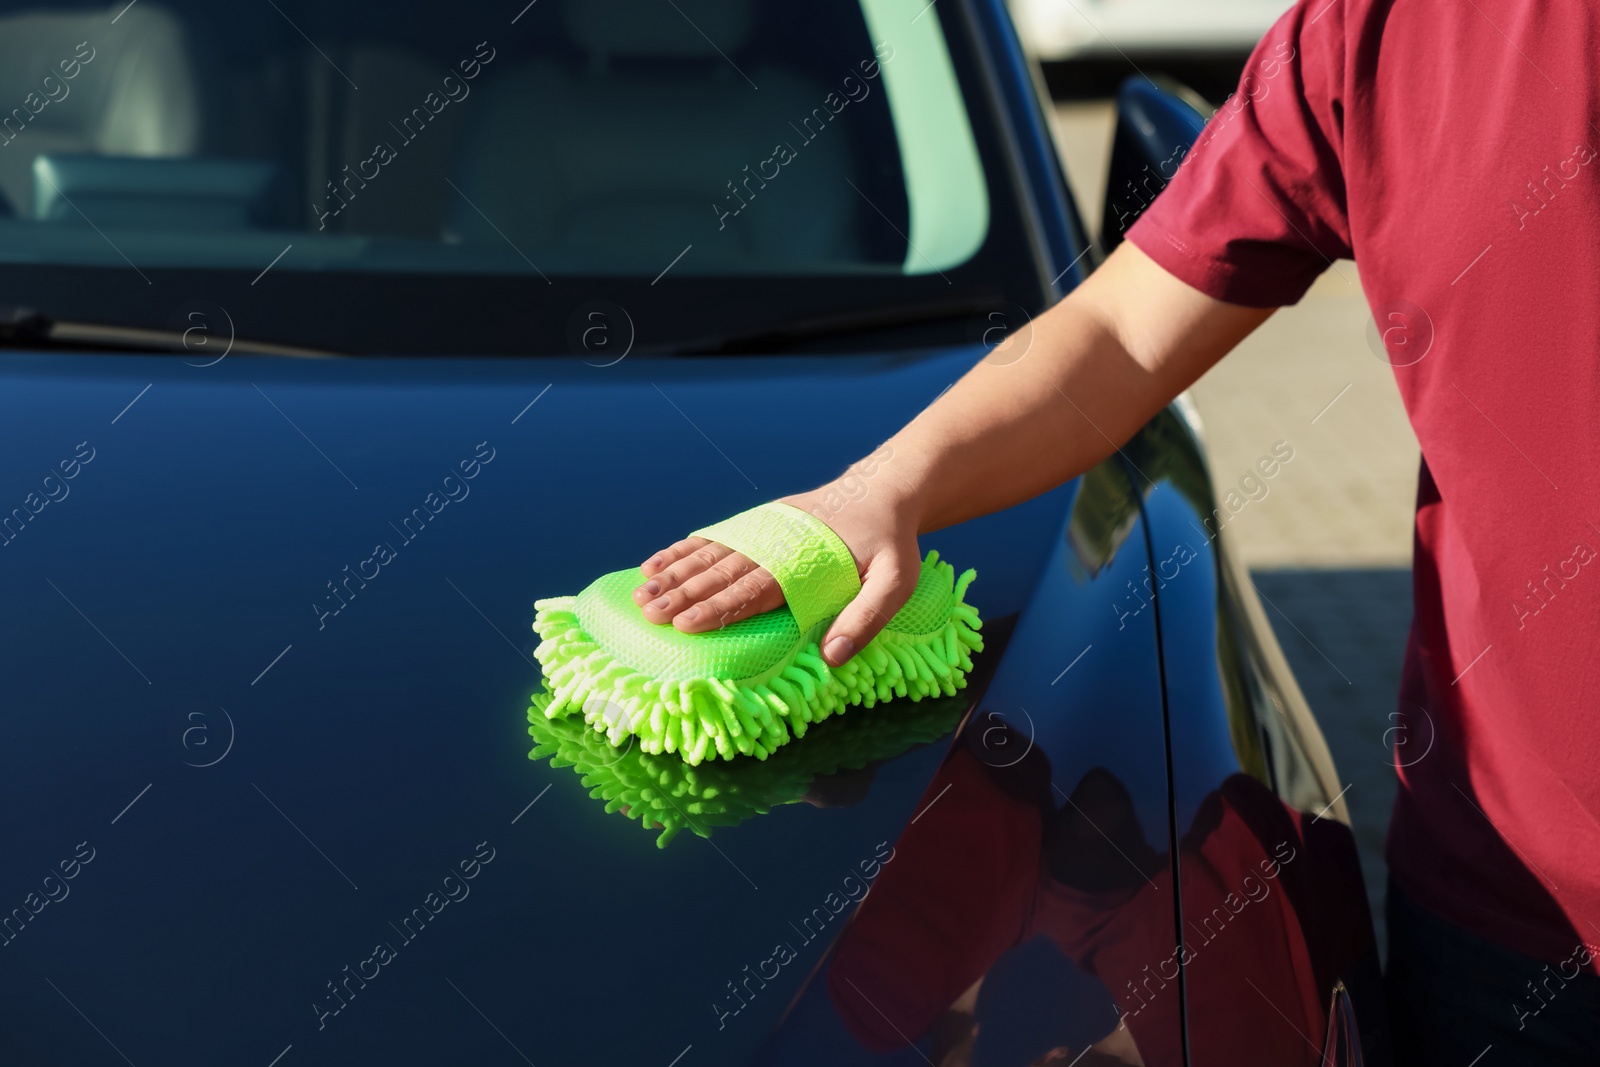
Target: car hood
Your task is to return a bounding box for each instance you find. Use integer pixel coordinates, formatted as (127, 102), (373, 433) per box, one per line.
(0, 347), (1075, 1065)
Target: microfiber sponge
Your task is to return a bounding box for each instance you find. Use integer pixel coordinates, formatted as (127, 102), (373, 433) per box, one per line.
(530, 502), (982, 765)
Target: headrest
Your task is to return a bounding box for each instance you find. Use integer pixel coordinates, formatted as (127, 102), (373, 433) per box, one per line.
(0, 4), (197, 152)
(564, 0), (753, 60)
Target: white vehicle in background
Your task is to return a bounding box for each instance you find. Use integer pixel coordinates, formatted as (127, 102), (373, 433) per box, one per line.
(1009, 0), (1293, 59)
(1010, 0), (1292, 101)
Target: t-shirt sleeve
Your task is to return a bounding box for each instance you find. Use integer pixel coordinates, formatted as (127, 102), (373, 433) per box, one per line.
(1125, 0), (1352, 308)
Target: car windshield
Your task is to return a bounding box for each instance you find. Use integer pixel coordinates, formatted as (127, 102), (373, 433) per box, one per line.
(0, 0), (1048, 353)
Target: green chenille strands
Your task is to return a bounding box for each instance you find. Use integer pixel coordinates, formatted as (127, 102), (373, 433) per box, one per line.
(530, 551), (981, 766)
(526, 686), (968, 847)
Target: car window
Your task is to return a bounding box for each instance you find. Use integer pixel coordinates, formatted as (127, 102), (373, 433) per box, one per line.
(0, 0), (1046, 353)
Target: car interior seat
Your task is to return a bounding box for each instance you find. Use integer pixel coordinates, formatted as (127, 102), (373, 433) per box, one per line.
(445, 0), (861, 273)
(0, 4), (199, 219)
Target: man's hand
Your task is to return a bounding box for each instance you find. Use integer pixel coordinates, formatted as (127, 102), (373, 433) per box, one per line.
(633, 482), (922, 667)
(632, 242), (1275, 667)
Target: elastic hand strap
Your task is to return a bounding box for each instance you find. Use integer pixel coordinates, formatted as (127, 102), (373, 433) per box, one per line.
(691, 502), (861, 632)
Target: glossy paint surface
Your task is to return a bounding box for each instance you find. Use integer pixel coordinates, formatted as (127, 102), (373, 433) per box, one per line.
(1127, 410), (1388, 1065)
(764, 458), (1179, 1064)
(0, 348), (1089, 1065)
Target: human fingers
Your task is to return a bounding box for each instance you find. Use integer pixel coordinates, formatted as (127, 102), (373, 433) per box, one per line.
(638, 536), (711, 584)
(642, 551), (763, 624)
(672, 567), (786, 633)
(635, 541), (735, 622)
(818, 555), (915, 666)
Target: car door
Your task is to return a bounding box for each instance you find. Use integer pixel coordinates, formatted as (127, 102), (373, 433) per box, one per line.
(1101, 75), (1391, 1066)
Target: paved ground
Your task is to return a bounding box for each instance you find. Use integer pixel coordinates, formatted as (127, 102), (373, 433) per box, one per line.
(1053, 102), (1422, 952)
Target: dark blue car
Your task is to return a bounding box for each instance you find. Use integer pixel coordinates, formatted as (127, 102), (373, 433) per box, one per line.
(0, 0), (1384, 1063)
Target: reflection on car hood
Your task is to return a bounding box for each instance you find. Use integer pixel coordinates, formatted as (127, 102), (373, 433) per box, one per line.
(0, 345), (1075, 1065)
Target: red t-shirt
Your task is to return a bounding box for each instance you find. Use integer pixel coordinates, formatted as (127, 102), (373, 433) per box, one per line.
(1127, 0), (1600, 970)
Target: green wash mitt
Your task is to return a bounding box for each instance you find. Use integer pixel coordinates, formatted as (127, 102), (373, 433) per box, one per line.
(530, 501), (982, 766)
(526, 686), (968, 847)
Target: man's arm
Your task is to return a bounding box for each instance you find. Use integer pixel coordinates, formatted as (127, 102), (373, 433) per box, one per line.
(632, 241), (1277, 664)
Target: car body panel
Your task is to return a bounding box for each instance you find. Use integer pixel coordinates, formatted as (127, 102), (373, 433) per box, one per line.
(0, 348), (1081, 1065)
(761, 456), (1182, 1064)
(1124, 409), (1388, 1065)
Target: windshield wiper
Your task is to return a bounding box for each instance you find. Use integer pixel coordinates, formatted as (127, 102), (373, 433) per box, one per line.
(666, 293), (1012, 355)
(0, 307), (339, 358)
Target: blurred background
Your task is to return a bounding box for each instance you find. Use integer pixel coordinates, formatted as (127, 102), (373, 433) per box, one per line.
(1014, 0), (1416, 950)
